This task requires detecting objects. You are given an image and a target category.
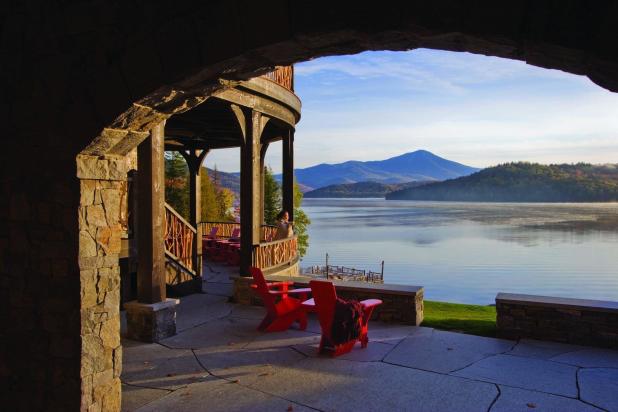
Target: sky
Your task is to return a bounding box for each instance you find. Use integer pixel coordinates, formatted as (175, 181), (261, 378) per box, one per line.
(204, 49), (618, 173)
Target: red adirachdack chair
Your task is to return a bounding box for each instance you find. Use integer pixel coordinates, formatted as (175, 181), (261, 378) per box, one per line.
(250, 267), (311, 332)
(203, 226), (219, 259)
(304, 280), (382, 357)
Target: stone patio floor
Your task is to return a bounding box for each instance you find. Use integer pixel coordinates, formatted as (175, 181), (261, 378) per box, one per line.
(121, 263), (618, 412)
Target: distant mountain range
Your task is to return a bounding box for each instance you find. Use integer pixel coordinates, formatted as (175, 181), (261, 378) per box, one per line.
(203, 167), (240, 195)
(386, 162), (618, 202)
(304, 181), (429, 198)
(278, 150), (479, 190)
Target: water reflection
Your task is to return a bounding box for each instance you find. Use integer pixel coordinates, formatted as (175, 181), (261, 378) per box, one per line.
(301, 199), (618, 304)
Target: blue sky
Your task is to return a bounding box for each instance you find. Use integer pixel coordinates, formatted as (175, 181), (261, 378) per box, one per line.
(204, 49), (618, 173)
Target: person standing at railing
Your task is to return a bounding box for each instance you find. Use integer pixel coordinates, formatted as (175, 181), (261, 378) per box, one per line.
(275, 210), (293, 240)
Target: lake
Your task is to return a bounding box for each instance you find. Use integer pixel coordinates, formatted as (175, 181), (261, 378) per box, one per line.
(300, 198), (618, 305)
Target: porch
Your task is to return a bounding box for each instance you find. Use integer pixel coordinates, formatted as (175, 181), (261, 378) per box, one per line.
(120, 267), (618, 412)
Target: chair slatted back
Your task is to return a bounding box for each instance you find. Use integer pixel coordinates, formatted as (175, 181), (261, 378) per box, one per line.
(250, 267), (277, 313)
(309, 280), (338, 340)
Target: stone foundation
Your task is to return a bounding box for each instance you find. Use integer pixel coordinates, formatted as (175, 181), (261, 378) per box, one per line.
(496, 293), (618, 348)
(124, 298), (179, 343)
(233, 274), (424, 325)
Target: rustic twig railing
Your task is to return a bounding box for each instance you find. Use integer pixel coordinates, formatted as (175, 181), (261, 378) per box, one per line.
(252, 236), (298, 270)
(200, 221), (240, 239)
(164, 203), (196, 273)
(199, 222), (278, 242)
(262, 66), (294, 91)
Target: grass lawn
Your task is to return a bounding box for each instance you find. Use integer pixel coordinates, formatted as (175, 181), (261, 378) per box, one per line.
(422, 300), (497, 337)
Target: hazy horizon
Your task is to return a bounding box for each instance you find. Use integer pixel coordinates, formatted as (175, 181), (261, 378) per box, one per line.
(202, 49), (618, 173)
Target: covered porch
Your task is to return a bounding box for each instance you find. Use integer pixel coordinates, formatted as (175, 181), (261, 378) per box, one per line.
(124, 67), (301, 342)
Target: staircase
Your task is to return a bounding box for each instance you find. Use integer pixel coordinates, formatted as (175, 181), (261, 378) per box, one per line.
(164, 203), (201, 294)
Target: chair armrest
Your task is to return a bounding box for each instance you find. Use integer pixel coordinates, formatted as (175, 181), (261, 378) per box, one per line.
(360, 299), (383, 308)
(301, 298), (315, 308)
(269, 288), (311, 296)
(268, 281), (294, 289)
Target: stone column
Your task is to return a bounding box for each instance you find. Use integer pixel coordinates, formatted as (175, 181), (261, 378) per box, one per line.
(125, 121), (178, 342)
(239, 109), (265, 275)
(282, 128), (294, 221)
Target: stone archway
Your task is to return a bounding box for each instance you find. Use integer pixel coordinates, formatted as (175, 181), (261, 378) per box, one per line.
(3, 2), (618, 410)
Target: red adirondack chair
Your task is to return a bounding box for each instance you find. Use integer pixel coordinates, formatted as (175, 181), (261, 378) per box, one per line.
(303, 280), (382, 357)
(250, 267), (311, 332)
(203, 226), (219, 258)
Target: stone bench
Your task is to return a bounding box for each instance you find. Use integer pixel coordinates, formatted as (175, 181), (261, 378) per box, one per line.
(233, 274), (424, 325)
(496, 293), (618, 348)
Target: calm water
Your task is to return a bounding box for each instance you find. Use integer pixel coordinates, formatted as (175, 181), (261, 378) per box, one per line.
(300, 198), (618, 305)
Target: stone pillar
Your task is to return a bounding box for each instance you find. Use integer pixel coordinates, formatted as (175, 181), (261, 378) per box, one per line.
(77, 153), (128, 412)
(239, 109), (266, 275)
(282, 128), (294, 221)
(126, 122), (178, 342)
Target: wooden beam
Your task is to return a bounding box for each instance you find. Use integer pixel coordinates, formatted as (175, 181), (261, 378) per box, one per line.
(215, 88), (296, 127)
(239, 109), (265, 275)
(137, 122), (166, 304)
(181, 149), (209, 276)
(282, 129), (294, 222)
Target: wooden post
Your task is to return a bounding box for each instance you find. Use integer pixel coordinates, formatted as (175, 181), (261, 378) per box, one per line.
(182, 149), (208, 276)
(260, 143), (269, 225)
(326, 253), (329, 279)
(237, 108), (266, 275)
(137, 122), (166, 304)
(282, 128), (294, 222)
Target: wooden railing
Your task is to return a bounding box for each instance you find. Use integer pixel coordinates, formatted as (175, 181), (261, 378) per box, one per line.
(199, 222), (278, 242)
(262, 66), (294, 91)
(252, 236), (298, 270)
(200, 221), (239, 238)
(164, 203), (196, 273)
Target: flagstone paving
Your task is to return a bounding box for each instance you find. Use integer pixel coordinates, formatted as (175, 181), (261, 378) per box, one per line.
(121, 265), (618, 411)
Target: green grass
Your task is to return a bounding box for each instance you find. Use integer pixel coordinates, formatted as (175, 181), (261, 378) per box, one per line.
(422, 300), (497, 337)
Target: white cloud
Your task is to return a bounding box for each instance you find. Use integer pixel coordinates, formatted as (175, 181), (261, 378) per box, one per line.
(205, 49), (618, 172)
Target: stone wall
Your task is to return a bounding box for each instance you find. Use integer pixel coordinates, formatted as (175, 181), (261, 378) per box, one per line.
(234, 274), (424, 326)
(496, 293), (618, 348)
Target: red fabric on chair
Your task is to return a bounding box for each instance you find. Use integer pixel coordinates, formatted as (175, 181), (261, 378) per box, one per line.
(306, 280), (382, 356)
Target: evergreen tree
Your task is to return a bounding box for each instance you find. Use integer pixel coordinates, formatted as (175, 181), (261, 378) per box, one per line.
(164, 152), (189, 219)
(293, 179), (311, 257)
(263, 166), (281, 225)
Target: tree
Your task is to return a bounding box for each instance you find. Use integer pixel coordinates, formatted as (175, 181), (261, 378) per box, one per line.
(263, 166), (281, 225)
(164, 152), (189, 219)
(293, 179), (311, 257)
(200, 167), (236, 222)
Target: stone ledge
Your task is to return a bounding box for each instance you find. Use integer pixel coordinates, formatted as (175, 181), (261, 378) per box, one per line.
(496, 293), (618, 348)
(496, 293), (618, 314)
(232, 274), (424, 325)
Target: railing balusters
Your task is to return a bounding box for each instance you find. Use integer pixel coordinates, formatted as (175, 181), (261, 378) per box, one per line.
(164, 204), (196, 273)
(262, 66), (294, 91)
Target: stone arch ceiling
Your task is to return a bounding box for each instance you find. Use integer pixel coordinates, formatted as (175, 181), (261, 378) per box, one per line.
(50, 0), (618, 156)
(2, 2), (618, 410)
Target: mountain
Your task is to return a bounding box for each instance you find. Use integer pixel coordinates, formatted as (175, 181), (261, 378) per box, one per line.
(203, 167), (240, 195)
(304, 181), (430, 198)
(386, 162), (618, 202)
(281, 150), (479, 189)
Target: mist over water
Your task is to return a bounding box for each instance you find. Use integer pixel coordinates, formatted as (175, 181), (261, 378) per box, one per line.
(300, 198), (618, 305)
